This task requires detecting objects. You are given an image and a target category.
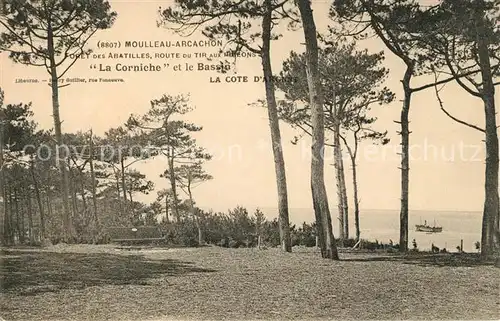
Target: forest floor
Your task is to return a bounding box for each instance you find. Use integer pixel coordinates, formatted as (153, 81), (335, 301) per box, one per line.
(1, 244), (499, 321)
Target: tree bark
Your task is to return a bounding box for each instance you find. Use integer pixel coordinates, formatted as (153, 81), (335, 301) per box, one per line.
(474, 1), (499, 257)
(298, 0), (339, 260)
(261, 0), (291, 253)
(351, 154), (361, 242)
(48, 21), (73, 242)
(333, 124), (344, 244)
(399, 66), (413, 253)
(334, 122), (349, 242)
(340, 155), (349, 239)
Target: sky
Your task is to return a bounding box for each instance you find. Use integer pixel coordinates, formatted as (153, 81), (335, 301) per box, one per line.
(0, 0), (497, 219)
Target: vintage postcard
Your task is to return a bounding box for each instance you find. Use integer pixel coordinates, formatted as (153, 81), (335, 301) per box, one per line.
(0, 0), (498, 320)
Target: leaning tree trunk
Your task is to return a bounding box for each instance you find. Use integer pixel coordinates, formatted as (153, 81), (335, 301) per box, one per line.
(475, 3), (499, 257)
(298, 0), (339, 260)
(311, 180), (325, 255)
(261, 0), (291, 253)
(48, 22), (73, 242)
(399, 66), (413, 253)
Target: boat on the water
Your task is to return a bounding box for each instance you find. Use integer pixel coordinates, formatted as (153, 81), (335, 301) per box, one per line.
(415, 220), (443, 233)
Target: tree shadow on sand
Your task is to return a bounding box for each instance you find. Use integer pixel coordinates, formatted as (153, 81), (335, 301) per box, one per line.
(0, 249), (216, 296)
(342, 252), (498, 268)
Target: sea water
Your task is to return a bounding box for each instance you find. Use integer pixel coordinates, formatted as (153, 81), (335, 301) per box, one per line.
(259, 208), (483, 252)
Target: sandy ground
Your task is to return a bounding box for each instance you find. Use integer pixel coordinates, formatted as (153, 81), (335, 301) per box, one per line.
(1, 244), (499, 320)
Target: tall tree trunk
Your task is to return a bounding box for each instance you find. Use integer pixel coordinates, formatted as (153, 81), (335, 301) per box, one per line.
(30, 161), (45, 240)
(187, 179), (203, 246)
(168, 147), (180, 222)
(312, 180), (325, 255)
(69, 169), (79, 220)
(399, 66), (413, 253)
(48, 22), (72, 242)
(8, 186), (14, 244)
(120, 157), (127, 202)
(339, 154), (349, 239)
(14, 188), (23, 244)
(261, 0), (291, 253)
(27, 195), (34, 245)
(334, 125), (344, 244)
(46, 192), (53, 218)
(89, 130), (99, 230)
(351, 154), (361, 242)
(78, 175), (87, 211)
(298, 0), (339, 260)
(475, 1), (499, 257)
(0, 116), (5, 245)
(333, 123), (349, 242)
(164, 193), (170, 224)
(3, 186), (10, 245)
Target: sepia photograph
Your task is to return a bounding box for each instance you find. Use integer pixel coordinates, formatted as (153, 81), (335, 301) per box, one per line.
(0, 0), (499, 320)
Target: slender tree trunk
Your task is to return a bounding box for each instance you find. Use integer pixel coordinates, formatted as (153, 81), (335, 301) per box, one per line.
(261, 0), (291, 253)
(3, 187), (10, 245)
(128, 189), (135, 224)
(339, 154), (349, 239)
(187, 180), (203, 246)
(69, 170), (79, 220)
(48, 22), (72, 242)
(333, 124), (345, 244)
(120, 157), (127, 202)
(164, 193), (170, 223)
(475, 2), (499, 257)
(0, 117), (5, 244)
(298, 0), (339, 260)
(78, 175), (87, 211)
(27, 195), (34, 245)
(351, 154), (361, 242)
(46, 192), (53, 218)
(14, 188), (23, 244)
(8, 186), (14, 244)
(89, 130), (99, 231)
(399, 66), (413, 253)
(30, 162), (45, 240)
(168, 147), (180, 222)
